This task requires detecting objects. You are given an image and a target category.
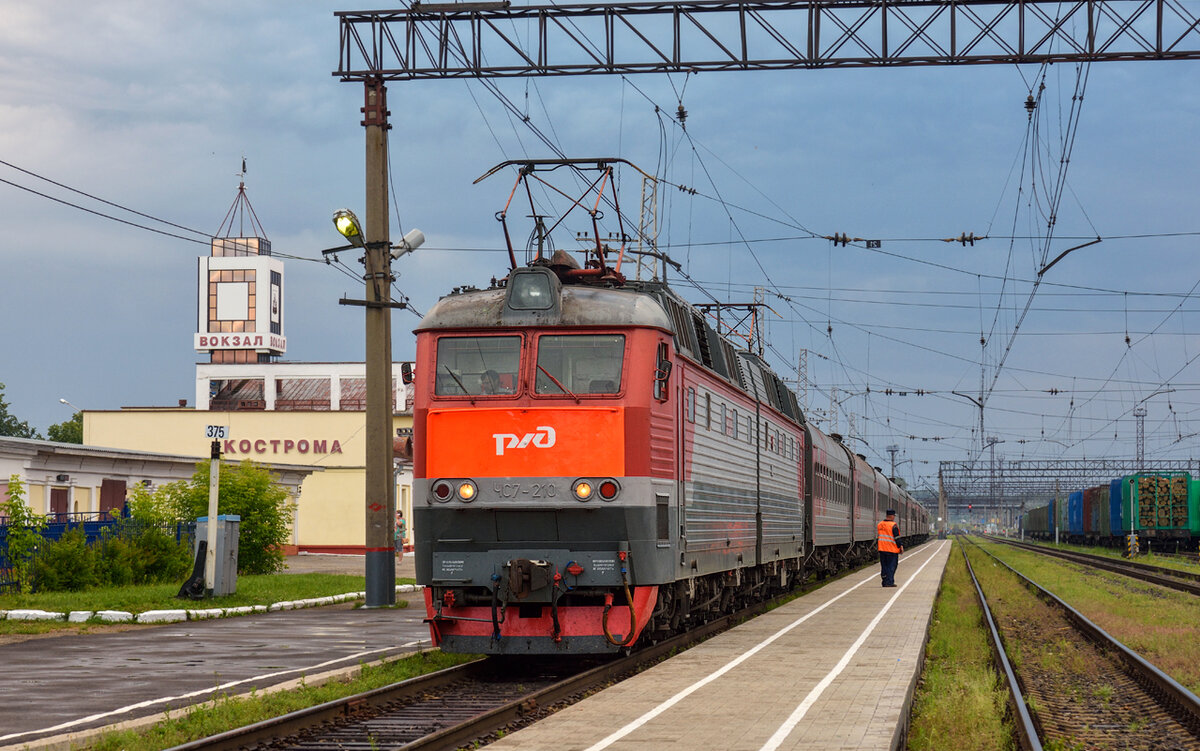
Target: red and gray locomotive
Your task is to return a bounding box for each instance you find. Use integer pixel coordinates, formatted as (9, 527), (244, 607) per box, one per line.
(411, 160), (929, 654)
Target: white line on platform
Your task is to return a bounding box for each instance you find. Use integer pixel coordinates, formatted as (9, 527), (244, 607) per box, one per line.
(759, 541), (947, 751)
(584, 542), (947, 751)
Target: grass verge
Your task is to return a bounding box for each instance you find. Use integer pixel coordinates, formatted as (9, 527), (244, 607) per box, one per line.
(87, 649), (478, 751)
(907, 540), (1014, 751)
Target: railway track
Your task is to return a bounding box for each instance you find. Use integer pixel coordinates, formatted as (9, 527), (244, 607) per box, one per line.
(961, 537), (1200, 750)
(986, 536), (1200, 597)
(165, 572), (820, 751)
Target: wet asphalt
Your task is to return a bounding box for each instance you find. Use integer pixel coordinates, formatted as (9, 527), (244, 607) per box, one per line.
(0, 554), (429, 749)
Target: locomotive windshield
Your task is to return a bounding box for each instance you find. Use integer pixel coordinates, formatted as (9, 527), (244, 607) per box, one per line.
(435, 336), (521, 395)
(535, 334), (625, 395)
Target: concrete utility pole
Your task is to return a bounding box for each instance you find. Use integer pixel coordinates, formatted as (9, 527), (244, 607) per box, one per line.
(362, 78), (396, 607)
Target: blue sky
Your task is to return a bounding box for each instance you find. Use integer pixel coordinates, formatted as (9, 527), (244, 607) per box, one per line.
(2, 1), (1198, 495)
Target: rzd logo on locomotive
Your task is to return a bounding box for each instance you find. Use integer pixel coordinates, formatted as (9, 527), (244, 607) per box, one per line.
(493, 426), (556, 456)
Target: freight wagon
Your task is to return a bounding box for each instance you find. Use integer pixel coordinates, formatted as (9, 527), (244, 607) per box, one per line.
(1021, 472), (1199, 551)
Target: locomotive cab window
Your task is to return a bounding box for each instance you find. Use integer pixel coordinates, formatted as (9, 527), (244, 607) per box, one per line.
(535, 334), (625, 395)
(435, 336), (521, 396)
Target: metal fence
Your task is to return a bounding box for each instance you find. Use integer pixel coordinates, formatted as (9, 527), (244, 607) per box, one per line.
(0, 513), (195, 593)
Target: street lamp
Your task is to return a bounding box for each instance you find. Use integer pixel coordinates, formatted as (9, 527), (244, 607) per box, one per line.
(58, 398), (80, 412)
(333, 209), (365, 247)
(950, 390), (986, 457)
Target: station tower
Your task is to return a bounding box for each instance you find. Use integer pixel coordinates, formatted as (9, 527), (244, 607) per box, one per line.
(194, 170), (286, 365)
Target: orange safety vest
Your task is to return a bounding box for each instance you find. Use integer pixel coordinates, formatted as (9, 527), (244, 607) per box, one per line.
(877, 520), (901, 553)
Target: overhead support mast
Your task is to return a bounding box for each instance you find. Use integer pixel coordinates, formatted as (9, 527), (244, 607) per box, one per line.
(335, 0), (1200, 82)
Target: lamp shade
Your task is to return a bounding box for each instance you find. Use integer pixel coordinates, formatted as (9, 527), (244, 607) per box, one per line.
(333, 209), (365, 247)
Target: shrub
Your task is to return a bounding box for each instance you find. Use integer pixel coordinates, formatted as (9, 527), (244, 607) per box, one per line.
(32, 528), (97, 591)
(92, 519), (192, 587)
(167, 461), (295, 576)
(95, 533), (135, 587)
(125, 522), (191, 583)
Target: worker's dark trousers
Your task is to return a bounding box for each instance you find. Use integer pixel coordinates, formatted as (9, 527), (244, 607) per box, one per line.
(879, 551), (899, 586)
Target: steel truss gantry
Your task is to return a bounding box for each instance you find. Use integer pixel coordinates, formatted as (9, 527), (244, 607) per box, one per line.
(937, 458), (1200, 515)
(336, 0), (1200, 80)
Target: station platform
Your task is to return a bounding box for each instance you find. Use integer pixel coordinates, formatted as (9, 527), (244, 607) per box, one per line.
(490, 539), (951, 751)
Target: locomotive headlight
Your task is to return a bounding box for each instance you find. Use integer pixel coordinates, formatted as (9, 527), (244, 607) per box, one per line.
(457, 481), (477, 502)
(573, 480), (594, 501)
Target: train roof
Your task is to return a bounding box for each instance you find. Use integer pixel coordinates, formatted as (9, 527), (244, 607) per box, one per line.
(415, 276), (674, 332)
(417, 262), (808, 425)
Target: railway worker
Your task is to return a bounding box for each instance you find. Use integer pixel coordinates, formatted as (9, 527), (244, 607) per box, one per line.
(877, 509), (904, 587)
(480, 369), (502, 394)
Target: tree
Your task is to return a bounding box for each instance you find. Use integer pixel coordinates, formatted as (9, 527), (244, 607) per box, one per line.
(0, 383), (40, 439)
(168, 460), (296, 575)
(0, 476), (48, 593)
(47, 412), (83, 444)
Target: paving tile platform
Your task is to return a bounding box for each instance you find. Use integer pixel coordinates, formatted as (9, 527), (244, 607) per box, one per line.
(489, 539), (952, 751)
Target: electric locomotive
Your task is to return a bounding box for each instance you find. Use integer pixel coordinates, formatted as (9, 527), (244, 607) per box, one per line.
(411, 159), (928, 655)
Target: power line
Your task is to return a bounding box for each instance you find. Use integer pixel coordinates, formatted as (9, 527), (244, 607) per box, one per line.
(0, 175), (209, 246)
(0, 158), (212, 239)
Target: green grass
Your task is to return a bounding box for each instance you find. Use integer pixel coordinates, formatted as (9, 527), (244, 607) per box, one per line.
(907, 540), (1014, 751)
(0, 573), (413, 634)
(87, 649), (479, 751)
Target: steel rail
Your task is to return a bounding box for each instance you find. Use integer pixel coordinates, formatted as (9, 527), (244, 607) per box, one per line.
(164, 572), (811, 751)
(162, 657), (489, 751)
(989, 536), (1200, 596)
(958, 543), (1043, 750)
(964, 536), (1200, 734)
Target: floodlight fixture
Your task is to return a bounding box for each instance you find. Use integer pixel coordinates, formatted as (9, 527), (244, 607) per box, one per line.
(392, 228), (425, 259)
(333, 209), (365, 247)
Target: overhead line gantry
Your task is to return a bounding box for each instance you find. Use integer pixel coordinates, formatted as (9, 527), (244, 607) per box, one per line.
(334, 0), (1200, 596)
(336, 0), (1200, 80)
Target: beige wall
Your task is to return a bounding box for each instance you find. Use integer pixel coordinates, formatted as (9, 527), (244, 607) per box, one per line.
(86, 409), (412, 550)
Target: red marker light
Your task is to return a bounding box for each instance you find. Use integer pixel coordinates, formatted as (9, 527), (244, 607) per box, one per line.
(599, 480), (619, 499)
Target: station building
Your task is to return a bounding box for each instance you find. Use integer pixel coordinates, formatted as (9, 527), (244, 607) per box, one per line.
(68, 182), (416, 553)
(0, 436), (317, 523)
(84, 365), (414, 553)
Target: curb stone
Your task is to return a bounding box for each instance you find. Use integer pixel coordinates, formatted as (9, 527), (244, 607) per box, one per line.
(0, 586), (423, 623)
